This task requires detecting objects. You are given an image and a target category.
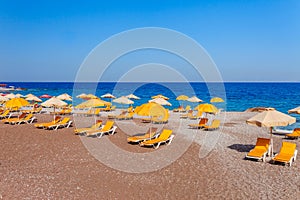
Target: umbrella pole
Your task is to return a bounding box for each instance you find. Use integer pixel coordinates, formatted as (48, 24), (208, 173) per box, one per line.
(270, 127), (273, 157)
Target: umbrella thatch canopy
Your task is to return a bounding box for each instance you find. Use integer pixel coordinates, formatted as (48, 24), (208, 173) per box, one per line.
(288, 106), (300, 114)
(41, 97), (68, 119)
(113, 96), (134, 105)
(75, 98), (110, 109)
(246, 110), (296, 128)
(26, 96), (42, 102)
(245, 107), (275, 113)
(0, 96), (9, 102)
(101, 93), (116, 99)
(126, 94), (140, 100)
(176, 95), (189, 101)
(57, 93), (72, 101)
(151, 94), (169, 100)
(187, 96), (203, 103)
(210, 97), (225, 103)
(5, 93), (16, 99)
(149, 97), (172, 106)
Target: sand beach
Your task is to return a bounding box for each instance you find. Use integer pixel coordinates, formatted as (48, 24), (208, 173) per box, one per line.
(0, 111), (299, 199)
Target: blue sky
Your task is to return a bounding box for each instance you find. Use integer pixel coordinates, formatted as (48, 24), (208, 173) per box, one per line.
(0, 0), (299, 82)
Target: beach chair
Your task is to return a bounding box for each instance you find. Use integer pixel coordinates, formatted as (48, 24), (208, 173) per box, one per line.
(125, 112), (135, 120)
(86, 120), (117, 138)
(34, 116), (62, 129)
(245, 138), (272, 162)
(203, 119), (220, 131)
(109, 111), (126, 120)
(183, 105), (191, 112)
(152, 111), (169, 124)
(45, 117), (72, 130)
(188, 118), (209, 129)
(189, 111), (203, 120)
(127, 106), (134, 113)
(127, 127), (158, 143)
(74, 120), (102, 135)
(16, 113), (36, 124)
(2, 113), (26, 124)
(0, 110), (11, 119)
(285, 128), (300, 139)
(173, 106), (183, 112)
(271, 142), (298, 166)
(180, 110), (193, 119)
(140, 129), (174, 149)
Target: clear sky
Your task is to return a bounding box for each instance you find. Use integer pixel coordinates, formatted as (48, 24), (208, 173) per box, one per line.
(0, 0), (299, 82)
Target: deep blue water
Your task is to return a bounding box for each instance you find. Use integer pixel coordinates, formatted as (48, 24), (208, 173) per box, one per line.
(3, 82), (300, 129)
(3, 82), (300, 112)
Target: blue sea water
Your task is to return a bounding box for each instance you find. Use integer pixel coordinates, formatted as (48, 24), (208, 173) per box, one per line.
(3, 82), (300, 129)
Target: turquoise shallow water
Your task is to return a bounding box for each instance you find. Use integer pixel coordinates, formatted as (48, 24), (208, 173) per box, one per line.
(3, 82), (300, 129)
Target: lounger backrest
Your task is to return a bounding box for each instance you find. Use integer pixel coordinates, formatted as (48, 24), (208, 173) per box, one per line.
(1, 110), (9, 116)
(18, 113), (27, 119)
(102, 120), (114, 132)
(199, 118), (208, 126)
(91, 121), (102, 129)
(60, 118), (70, 124)
(24, 113), (33, 120)
(292, 128), (300, 135)
(185, 105), (191, 111)
(127, 112), (135, 118)
(211, 120), (220, 128)
(53, 116), (62, 123)
(158, 129), (173, 140)
(255, 138), (270, 150)
(280, 142), (296, 155)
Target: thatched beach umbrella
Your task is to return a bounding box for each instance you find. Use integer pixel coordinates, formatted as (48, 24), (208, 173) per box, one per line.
(288, 106), (300, 114)
(26, 96), (42, 102)
(57, 93), (72, 101)
(126, 94), (140, 100)
(0, 96), (9, 103)
(113, 96), (134, 109)
(246, 110), (296, 155)
(176, 95), (189, 101)
(149, 97), (172, 106)
(151, 94), (169, 100)
(187, 96), (203, 103)
(41, 97), (67, 119)
(76, 98), (110, 123)
(101, 93), (116, 99)
(5, 93), (16, 99)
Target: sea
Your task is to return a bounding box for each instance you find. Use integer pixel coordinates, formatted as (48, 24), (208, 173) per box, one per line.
(2, 82), (300, 129)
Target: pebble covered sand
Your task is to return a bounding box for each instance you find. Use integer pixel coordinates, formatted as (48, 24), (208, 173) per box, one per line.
(0, 111), (299, 199)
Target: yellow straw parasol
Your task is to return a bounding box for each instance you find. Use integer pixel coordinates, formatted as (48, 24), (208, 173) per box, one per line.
(210, 97), (225, 103)
(151, 94), (169, 100)
(195, 103), (218, 114)
(4, 97), (29, 110)
(101, 93), (116, 99)
(176, 95), (189, 101)
(57, 93), (72, 101)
